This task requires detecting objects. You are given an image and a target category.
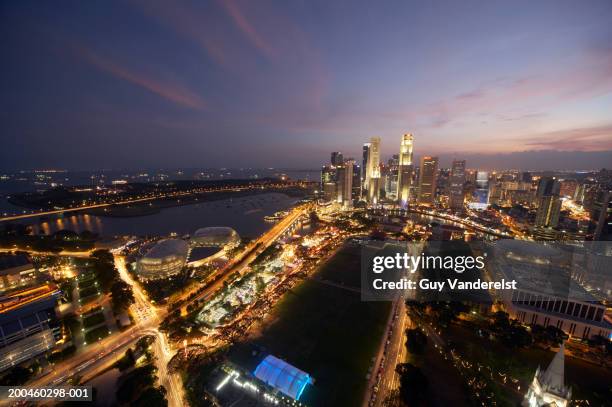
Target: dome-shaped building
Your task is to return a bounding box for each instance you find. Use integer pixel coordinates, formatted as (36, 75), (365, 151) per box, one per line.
(137, 239), (189, 281)
(191, 227), (240, 249)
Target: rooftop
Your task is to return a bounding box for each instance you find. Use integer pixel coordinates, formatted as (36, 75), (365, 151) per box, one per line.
(144, 239), (189, 260)
(0, 254), (32, 274)
(253, 355), (311, 401)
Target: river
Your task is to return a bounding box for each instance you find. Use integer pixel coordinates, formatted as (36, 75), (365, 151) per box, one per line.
(17, 192), (297, 239)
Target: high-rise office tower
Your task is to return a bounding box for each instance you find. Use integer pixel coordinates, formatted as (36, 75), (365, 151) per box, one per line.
(535, 195), (562, 228)
(536, 177), (560, 200)
(469, 171), (490, 210)
(368, 167), (381, 205)
(331, 151), (343, 166)
(366, 137), (381, 203)
(449, 160), (466, 210)
(352, 162), (361, 199)
(385, 155), (399, 200)
(418, 156), (438, 206)
(591, 188), (611, 240)
(397, 134), (414, 207)
(320, 164), (337, 202)
(362, 143), (371, 196)
(336, 160), (354, 209)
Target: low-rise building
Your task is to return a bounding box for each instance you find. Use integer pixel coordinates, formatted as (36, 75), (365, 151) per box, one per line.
(0, 253), (37, 292)
(0, 284), (61, 372)
(488, 240), (611, 340)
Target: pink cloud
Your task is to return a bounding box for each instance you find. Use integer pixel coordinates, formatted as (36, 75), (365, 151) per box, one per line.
(218, 0), (276, 58)
(76, 45), (207, 110)
(521, 124), (612, 151)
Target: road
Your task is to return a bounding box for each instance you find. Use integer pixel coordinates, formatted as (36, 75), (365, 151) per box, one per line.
(364, 242), (422, 407)
(12, 205), (311, 406)
(0, 181), (306, 223)
(175, 203), (311, 313)
(114, 256), (184, 407)
(0, 196), (156, 223)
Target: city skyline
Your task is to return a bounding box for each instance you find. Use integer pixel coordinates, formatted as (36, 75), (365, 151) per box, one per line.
(2, 0), (612, 170)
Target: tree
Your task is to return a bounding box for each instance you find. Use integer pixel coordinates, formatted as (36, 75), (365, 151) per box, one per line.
(0, 366), (33, 386)
(132, 386), (167, 407)
(405, 329), (428, 354)
(111, 280), (135, 313)
(396, 363), (429, 406)
(90, 250), (119, 292)
(531, 324), (566, 348)
(116, 364), (158, 405)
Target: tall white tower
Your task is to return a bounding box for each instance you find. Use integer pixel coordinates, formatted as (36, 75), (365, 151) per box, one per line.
(366, 137), (381, 204)
(397, 133), (414, 207)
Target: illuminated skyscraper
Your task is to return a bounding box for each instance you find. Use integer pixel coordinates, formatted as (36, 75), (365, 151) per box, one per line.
(336, 160), (354, 209)
(397, 134), (414, 207)
(366, 137), (381, 204)
(469, 171), (490, 210)
(535, 195), (561, 228)
(362, 142), (371, 196)
(384, 156), (399, 200)
(449, 160), (466, 210)
(536, 177), (560, 200)
(320, 164), (337, 202)
(418, 156), (438, 206)
(591, 188), (611, 240)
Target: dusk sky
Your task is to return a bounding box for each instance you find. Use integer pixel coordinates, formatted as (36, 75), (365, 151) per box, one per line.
(1, 0), (611, 170)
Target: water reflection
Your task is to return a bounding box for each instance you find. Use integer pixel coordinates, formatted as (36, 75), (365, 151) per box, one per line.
(26, 192), (297, 238)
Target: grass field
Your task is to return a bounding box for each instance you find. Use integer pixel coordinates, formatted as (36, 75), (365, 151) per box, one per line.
(79, 285), (100, 299)
(85, 325), (110, 344)
(446, 323), (611, 406)
(83, 311), (106, 329)
(230, 242), (391, 406)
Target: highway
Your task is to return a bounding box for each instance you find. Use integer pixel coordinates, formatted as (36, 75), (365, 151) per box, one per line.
(114, 256), (184, 407)
(0, 181), (307, 223)
(0, 197), (155, 223)
(364, 242), (422, 407)
(175, 203), (311, 313)
(13, 204), (312, 407)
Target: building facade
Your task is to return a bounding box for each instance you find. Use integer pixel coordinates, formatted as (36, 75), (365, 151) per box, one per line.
(397, 134), (414, 207)
(418, 156), (438, 206)
(0, 284), (60, 372)
(449, 160), (466, 211)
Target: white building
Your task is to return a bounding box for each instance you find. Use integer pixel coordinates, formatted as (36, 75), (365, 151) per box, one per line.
(488, 240), (611, 340)
(523, 344), (571, 407)
(397, 133), (414, 207)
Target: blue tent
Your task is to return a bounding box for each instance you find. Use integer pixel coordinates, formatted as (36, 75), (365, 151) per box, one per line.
(254, 355), (311, 400)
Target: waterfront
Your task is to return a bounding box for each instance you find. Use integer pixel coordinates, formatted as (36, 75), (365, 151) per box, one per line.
(17, 193), (298, 239)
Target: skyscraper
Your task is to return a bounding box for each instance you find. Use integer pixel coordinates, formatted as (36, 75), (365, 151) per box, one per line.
(536, 177), (560, 200)
(352, 162), (361, 199)
(591, 188), (611, 240)
(449, 160), (466, 211)
(362, 142), (371, 196)
(397, 134), (414, 207)
(418, 156), (438, 206)
(469, 171), (490, 210)
(535, 195), (562, 228)
(385, 156), (399, 200)
(320, 164), (337, 202)
(337, 160), (354, 209)
(331, 151), (343, 166)
(366, 137), (381, 204)
(534, 177), (561, 229)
